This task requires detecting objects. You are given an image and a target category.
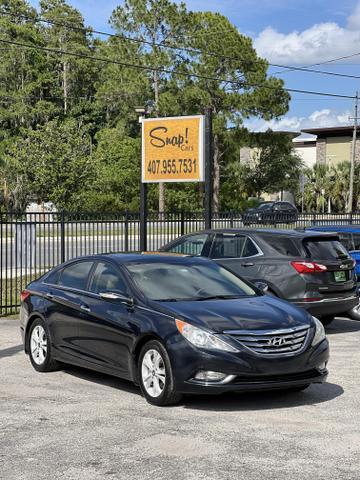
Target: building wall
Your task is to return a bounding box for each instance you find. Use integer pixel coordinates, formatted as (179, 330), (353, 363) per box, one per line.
(326, 136), (351, 164)
(293, 143), (316, 168)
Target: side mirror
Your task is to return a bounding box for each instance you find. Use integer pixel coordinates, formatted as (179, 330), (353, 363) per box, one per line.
(99, 291), (135, 307)
(253, 281), (269, 293)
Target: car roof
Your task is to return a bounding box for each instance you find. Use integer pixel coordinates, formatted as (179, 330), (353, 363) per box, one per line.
(191, 228), (337, 238)
(59, 252), (208, 266)
(307, 225), (360, 233)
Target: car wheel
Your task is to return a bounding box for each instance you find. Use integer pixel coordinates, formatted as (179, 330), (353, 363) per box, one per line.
(28, 319), (60, 372)
(319, 315), (335, 326)
(347, 302), (360, 321)
(139, 340), (182, 406)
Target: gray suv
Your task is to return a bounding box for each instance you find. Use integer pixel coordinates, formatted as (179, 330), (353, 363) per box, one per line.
(160, 229), (358, 326)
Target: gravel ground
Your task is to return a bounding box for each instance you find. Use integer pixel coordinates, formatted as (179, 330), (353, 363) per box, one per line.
(1, 316), (359, 480)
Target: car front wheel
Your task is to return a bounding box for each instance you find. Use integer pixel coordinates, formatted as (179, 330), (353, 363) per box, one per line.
(28, 319), (60, 372)
(139, 340), (182, 406)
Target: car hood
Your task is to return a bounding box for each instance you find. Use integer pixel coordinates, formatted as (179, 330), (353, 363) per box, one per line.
(159, 295), (311, 333)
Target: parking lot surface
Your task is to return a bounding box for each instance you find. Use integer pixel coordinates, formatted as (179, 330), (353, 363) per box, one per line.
(1, 317), (360, 480)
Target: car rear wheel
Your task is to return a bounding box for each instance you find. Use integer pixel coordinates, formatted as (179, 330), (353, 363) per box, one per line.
(28, 319), (60, 372)
(139, 340), (182, 406)
(347, 302), (360, 321)
(319, 315), (335, 326)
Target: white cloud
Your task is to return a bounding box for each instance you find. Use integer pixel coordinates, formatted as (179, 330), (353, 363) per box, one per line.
(254, 1), (360, 64)
(245, 108), (352, 132)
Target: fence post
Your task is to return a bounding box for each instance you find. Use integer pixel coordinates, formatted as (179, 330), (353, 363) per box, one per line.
(60, 211), (65, 263)
(180, 211), (185, 236)
(124, 209), (129, 252)
(350, 211), (353, 225)
(230, 211), (234, 228)
(312, 212), (316, 226)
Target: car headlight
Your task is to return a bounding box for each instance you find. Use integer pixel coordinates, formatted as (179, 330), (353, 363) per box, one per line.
(175, 319), (238, 352)
(311, 316), (326, 346)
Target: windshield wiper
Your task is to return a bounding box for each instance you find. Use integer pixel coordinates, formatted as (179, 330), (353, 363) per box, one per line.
(193, 294), (243, 301)
(154, 298), (178, 302)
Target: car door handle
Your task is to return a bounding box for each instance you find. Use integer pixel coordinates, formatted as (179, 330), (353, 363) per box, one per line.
(80, 304), (91, 312)
(241, 262), (254, 267)
(46, 292), (54, 299)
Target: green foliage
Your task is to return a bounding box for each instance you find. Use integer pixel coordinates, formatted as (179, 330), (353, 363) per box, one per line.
(240, 130), (303, 198)
(3, 119), (93, 210)
(298, 161), (360, 213)
(0, 0), (291, 213)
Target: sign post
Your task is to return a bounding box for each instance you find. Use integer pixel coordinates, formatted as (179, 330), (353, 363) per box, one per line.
(140, 114), (206, 251)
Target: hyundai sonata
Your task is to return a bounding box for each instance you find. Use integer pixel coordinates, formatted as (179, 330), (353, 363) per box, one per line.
(20, 254), (329, 406)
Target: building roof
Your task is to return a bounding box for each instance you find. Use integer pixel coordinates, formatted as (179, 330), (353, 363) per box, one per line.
(301, 126), (358, 138)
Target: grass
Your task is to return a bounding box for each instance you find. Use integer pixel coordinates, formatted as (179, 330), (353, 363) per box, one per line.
(0, 272), (45, 317)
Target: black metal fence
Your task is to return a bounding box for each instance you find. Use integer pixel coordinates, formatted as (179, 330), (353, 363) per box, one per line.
(2, 210), (360, 316)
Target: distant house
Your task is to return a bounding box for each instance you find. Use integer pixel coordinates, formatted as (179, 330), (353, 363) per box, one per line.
(301, 126), (360, 166)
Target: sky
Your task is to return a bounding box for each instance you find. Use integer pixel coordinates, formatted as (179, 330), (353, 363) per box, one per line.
(28, 0), (360, 134)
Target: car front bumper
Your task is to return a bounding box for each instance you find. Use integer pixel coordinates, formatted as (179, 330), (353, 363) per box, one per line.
(170, 335), (329, 395)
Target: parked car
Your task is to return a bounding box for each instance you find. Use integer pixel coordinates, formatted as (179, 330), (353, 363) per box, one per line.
(161, 229), (358, 326)
(306, 225), (360, 320)
(242, 201), (298, 225)
(20, 254), (329, 406)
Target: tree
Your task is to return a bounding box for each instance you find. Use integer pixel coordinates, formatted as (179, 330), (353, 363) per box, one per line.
(3, 119), (94, 210)
(173, 11), (290, 211)
(110, 0), (190, 212)
(238, 130), (303, 199)
(39, 0), (96, 116)
(78, 123), (141, 211)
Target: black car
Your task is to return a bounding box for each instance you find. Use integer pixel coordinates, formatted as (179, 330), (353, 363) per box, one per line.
(20, 254), (328, 406)
(242, 201), (298, 225)
(161, 229), (358, 325)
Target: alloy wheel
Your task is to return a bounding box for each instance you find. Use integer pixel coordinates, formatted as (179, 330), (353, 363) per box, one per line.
(141, 349), (166, 398)
(30, 325), (48, 365)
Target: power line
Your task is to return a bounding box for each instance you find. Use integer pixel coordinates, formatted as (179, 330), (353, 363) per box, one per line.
(2, 11), (360, 81)
(0, 37), (356, 99)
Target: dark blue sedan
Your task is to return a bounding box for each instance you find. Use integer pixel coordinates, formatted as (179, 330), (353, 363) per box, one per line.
(20, 254), (329, 406)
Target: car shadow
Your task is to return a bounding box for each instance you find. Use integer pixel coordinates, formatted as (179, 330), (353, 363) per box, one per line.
(326, 317), (360, 335)
(181, 382), (344, 412)
(62, 364), (343, 412)
(63, 364), (140, 396)
(0, 344), (24, 359)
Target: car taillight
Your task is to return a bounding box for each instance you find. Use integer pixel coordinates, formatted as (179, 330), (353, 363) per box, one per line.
(20, 290), (30, 302)
(291, 261), (327, 274)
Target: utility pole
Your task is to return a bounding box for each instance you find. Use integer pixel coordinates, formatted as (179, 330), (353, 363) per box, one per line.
(348, 91), (358, 213)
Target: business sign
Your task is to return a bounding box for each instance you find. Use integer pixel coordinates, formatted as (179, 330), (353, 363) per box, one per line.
(141, 115), (205, 183)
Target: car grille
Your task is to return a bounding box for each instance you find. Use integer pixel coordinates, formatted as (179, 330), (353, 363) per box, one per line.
(227, 325), (310, 355)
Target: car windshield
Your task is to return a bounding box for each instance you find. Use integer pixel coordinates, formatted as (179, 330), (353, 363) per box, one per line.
(125, 261), (257, 301)
(258, 203), (274, 210)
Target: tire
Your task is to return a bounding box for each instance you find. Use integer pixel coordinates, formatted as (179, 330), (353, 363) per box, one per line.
(347, 303), (360, 321)
(138, 340), (182, 406)
(319, 315), (335, 326)
(27, 318), (60, 372)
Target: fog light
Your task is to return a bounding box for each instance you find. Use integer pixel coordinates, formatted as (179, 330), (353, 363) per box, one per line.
(194, 370), (227, 382)
(318, 362), (327, 370)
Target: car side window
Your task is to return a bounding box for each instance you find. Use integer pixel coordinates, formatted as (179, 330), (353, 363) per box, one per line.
(242, 237), (260, 257)
(264, 236), (300, 256)
(338, 233), (354, 251)
(166, 234), (209, 255)
(352, 233), (360, 250)
(89, 262), (127, 294)
(211, 234), (246, 259)
(58, 261), (94, 291)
